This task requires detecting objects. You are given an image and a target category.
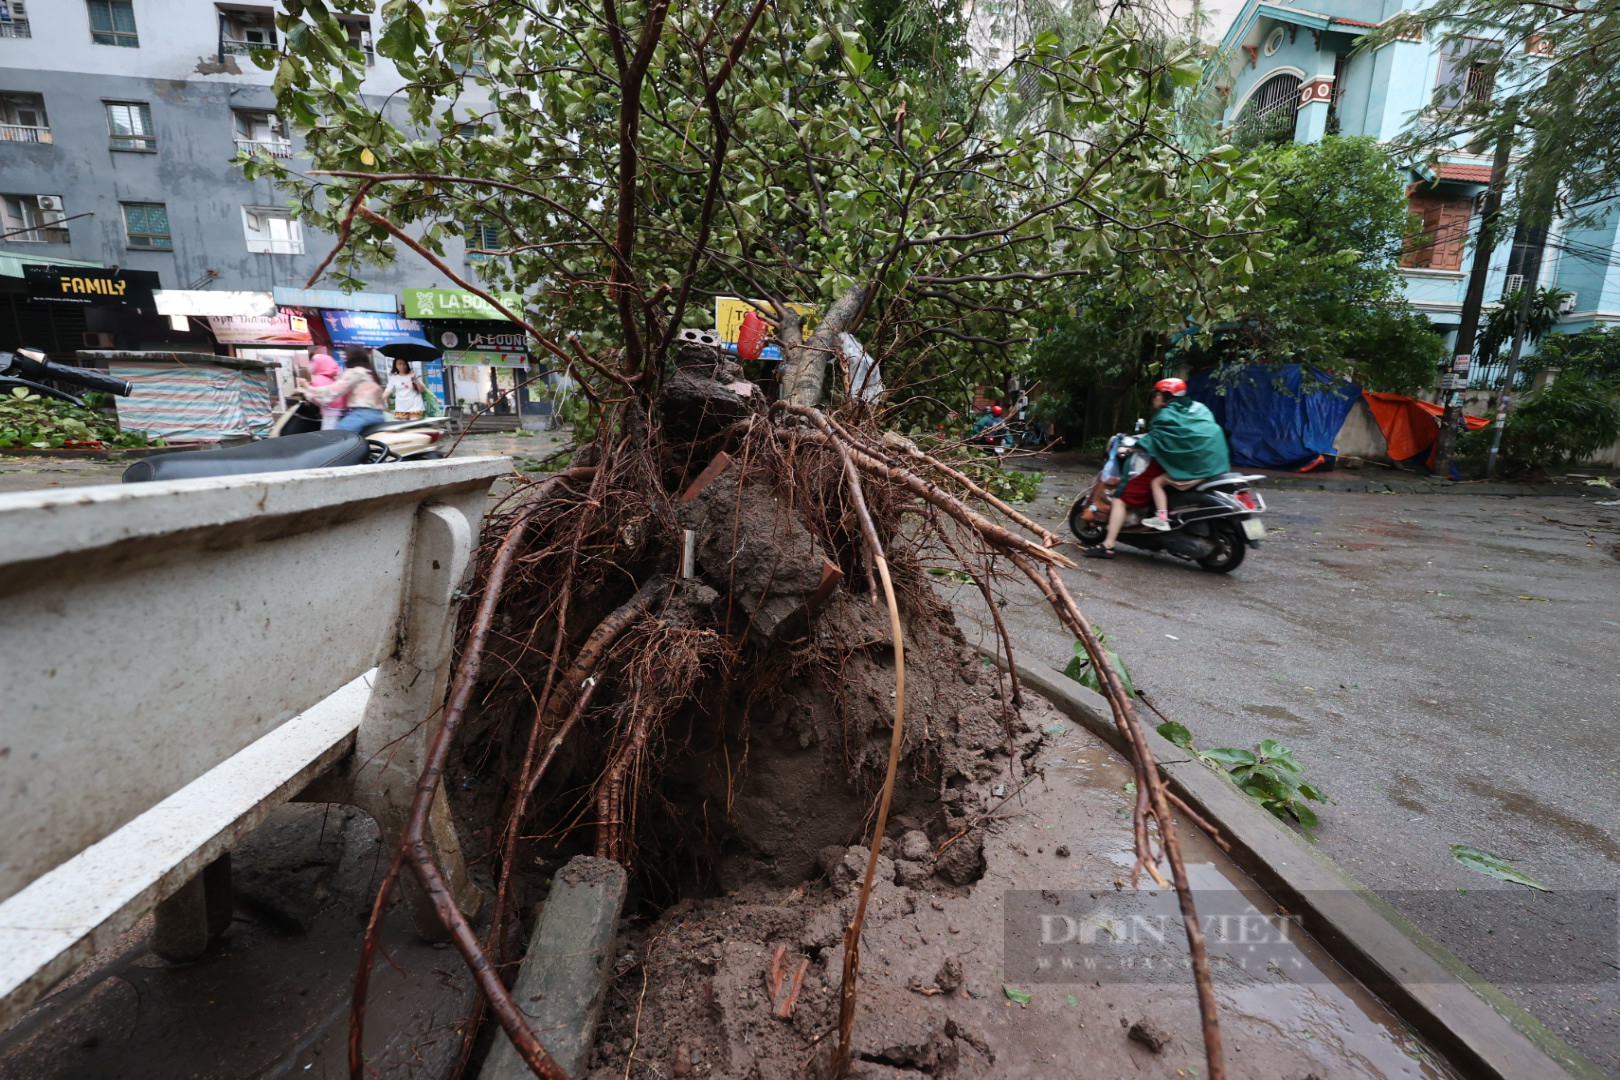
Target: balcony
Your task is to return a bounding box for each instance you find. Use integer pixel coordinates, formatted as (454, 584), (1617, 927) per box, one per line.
(235, 137), (292, 158)
(0, 123), (50, 143)
(0, 19), (28, 38)
(220, 36), (274, 57)
(4, 225), (69, 244)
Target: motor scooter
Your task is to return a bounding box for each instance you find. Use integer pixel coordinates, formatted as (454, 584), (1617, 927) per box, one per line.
(1, 347), (132, 404)
(272, 397), (454, 461)
(1069, 429), (1268, 573)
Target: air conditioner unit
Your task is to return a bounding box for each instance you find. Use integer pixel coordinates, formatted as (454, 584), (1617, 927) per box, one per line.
(36, 194), (63, 211)
(82, 332), (115, 348)
(1558, 291), (1578, 314)
(1503, 274), (1524, 295)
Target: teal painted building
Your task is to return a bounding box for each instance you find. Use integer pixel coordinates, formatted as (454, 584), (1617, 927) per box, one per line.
(1207, 0), (1620, 377)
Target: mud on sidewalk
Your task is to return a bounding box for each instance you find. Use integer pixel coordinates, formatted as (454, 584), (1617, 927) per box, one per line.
(586, 693), (1453, 1080)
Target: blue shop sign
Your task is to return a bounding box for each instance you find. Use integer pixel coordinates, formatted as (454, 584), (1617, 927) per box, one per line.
(319, 309), (430, 348)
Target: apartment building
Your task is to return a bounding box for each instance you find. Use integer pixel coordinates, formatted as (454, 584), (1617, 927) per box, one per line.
(0, 0), (479, 353)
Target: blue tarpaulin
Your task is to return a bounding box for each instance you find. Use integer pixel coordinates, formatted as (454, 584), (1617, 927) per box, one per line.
(1186, 364), (1360, 471)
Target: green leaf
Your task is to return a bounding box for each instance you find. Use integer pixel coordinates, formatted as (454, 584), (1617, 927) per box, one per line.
(1156, 721), (1193, 749)
(1003, 985), (1033, 1004)
(803, 32), (831, 62)
(1257, 738), (1291, 760)
(1203, 747), (1257, 766)
(1291, 802), (1320, 834)
(1297, 783), (1327, 803)
(1449, 846), (1551, 891)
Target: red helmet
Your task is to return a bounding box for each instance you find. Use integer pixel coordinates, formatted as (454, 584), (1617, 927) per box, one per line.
(1154, 377), (1188, 397)
(991, 405), (1003, 415)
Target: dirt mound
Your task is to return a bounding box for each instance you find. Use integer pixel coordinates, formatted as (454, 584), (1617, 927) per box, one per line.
(585, 668), (1066, 1080)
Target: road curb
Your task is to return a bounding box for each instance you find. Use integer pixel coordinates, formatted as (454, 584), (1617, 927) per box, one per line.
(480, 855), (627, 1080)
(989, 650), (1606, 1080)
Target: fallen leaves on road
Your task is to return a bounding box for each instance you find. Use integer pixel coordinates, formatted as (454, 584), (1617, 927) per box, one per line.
(1450, 845), (1550, 891)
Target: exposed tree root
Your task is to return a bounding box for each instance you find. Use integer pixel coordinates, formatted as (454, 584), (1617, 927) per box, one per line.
(349, 379), (1226, 1080)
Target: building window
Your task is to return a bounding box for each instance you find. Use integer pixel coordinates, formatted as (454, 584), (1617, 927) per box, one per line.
(0, 91), (50, 143)
(242, 206), (304, 254)
(0, 1), (31, 40)
(218, 5), (276, 60)
(1, 193), (68, 243)
(1234, 72), (1301, 145)
(1434, 38), (1496, 110)
(466, 221), (502, 261)
(88, 0), (139, 47)
(1402, 189), (1474, 271)
(233, 109), (291, 157)
(105, 101), (155, 151)
(342, 17), (374, 65)
(123, 202), (173, 250)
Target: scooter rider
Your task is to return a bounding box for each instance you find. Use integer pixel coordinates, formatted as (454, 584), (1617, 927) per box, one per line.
(1083, 377), (1230, 558)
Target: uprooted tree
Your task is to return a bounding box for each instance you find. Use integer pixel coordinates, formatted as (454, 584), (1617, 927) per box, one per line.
(258, 1), (1274, 1076)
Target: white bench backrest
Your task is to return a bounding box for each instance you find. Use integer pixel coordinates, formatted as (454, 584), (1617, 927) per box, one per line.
(0, 458), (510, 905)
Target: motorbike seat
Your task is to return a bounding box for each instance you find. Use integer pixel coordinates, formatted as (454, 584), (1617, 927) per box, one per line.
(123, 431), (370, 483)
(1196, 472), (1262, 490)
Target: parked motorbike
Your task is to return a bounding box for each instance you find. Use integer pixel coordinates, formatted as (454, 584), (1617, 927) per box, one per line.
(1, 347), (132, 404)
(1068, 431), (1268, 573)
(272, 397), (453, 462)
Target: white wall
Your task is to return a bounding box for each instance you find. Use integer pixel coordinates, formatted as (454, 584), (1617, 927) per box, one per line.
(1, 0), (411, 95)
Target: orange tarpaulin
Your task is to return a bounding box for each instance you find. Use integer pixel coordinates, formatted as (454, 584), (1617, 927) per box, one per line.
(1362, 391), (1489, 464)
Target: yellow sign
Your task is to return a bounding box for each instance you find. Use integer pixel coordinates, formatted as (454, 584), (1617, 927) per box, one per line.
(61, 276), (129, 297)
(714, 296), (817, 350)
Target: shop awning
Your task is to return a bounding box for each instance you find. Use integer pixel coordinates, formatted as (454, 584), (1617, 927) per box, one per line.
(0, 253), (103, 280)
(272, 286), (397, 313)
(154, 290), (276, 318)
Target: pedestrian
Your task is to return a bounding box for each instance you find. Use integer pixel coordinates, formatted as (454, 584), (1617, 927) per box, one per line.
(306, 351), (346, 430)
(302, 347), (388, 436)
(387, 357), (426, 421)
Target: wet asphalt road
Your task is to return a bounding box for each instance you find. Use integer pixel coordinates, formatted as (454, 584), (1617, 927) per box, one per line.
(946, 464), (1620, 1074)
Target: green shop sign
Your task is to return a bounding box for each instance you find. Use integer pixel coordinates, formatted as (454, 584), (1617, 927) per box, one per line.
(402, 288), (523, 320)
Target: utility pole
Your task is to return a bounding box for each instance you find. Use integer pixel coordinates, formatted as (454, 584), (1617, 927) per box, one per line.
(1485, 241), (1544, 479)
(1432, 131), (1513, 478)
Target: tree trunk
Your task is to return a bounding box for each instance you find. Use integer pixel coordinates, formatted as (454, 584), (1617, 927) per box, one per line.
(778, 282), (873, 407)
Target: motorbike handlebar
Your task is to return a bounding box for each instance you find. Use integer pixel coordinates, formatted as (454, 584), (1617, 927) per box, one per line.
(2, 349), (133, 397)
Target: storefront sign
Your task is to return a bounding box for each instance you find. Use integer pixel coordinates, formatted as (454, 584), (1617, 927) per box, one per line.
(155, 290), (275, 318)
(429, 320), (529, 366)
(24, 264), (159, 309)
(206, 309), (313, 346)
(403, 288), (523, 321)
(714, 296), (816, 361)
(319, 309), (431, 348)
(272, 286), (397, 313)
(423, 359), (447, 403)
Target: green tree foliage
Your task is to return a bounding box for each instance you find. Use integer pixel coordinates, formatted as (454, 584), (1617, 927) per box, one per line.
(1533, 324), (1620, 383)
(1362, 0), (1620, 224)
(1475, 285), (1570, 375)
(251, 0), (1271, 420)
(1478, 376), (1620, 472)
(1190, 136), (1444, 393)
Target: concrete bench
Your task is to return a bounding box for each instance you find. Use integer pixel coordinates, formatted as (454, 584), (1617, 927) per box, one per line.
(0, 456), (511, 1028)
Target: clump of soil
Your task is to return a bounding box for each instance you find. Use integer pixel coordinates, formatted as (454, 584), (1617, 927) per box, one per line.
(581, 664), (1072, 1080)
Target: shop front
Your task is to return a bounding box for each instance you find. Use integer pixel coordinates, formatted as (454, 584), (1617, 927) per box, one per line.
(404, 289), (540, 426)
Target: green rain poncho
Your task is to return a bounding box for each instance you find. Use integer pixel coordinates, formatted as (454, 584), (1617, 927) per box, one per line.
(1137, 398), (1231, 481)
